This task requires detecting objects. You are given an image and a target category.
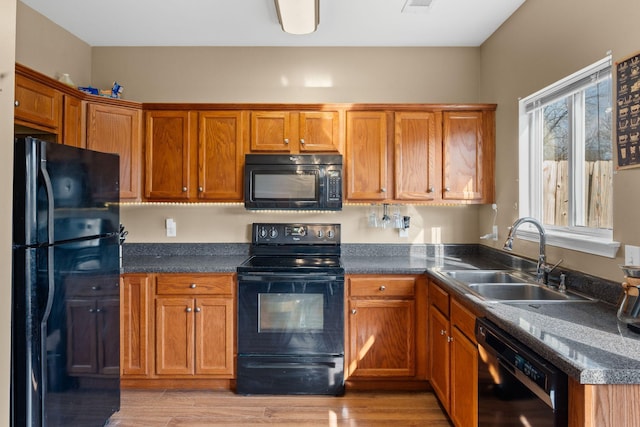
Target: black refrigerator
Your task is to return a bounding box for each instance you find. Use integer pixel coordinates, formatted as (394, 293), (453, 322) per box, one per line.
(12, 137), (121, 426)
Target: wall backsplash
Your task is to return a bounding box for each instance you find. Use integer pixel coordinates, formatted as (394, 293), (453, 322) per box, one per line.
(120, 203), (481, 244)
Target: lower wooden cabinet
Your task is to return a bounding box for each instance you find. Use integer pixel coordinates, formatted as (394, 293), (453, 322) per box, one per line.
(346, 275), (427, 388)
(120, 273), (236, 388)
(429, 279), (478, 427)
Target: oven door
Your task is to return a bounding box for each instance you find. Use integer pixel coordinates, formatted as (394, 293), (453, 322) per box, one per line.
(237, 273), (344, 356)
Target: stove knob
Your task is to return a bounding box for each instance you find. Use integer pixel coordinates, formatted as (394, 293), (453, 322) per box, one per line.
(327, 230), (335, 239)
(269, 227), (278, 238)
(259, 227), (268, 239)
(317, 230), (324, 238)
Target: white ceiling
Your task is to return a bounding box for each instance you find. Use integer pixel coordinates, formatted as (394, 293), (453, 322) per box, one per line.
(21, 0), (526, 47)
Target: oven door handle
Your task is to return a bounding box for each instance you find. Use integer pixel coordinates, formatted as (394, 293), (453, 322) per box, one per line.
(243, 361), (337, 369)
(238, 274), (343, 282)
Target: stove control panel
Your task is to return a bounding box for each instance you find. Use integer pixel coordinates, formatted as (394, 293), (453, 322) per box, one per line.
(252, 223), (340, 245)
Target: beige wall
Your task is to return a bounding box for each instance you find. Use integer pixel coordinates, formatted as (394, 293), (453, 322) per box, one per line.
(121, 204), (481, 245)
(479, 0), (640, 281)
(16, 2), (91, 86)
(1, 0), (16, 423)
(91, 46), (481, 103)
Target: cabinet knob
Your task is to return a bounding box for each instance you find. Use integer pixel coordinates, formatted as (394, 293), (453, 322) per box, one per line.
(351, 309), (357, 315)
(96, 308), (102, 313)
(182, 187), (188, 192)
(428, 186), (435, 193)
(91, 286), (100, 291)
(198, 186), (203, 192)
(186, 307), (192, 313)
(190, 283), (197, 289)
(14, 100), (19, 107)
(89, 308), (95, 313)
(195, 307), (201, 313)
(379, 285), (386, 291)
(447, 336), (454, 343)
(284, 138), (289, 145)
(445, 187), (451, 192)
(440, 329), (446, 336)
(300, 138), (305, 145)
(381, 187), (387, 193)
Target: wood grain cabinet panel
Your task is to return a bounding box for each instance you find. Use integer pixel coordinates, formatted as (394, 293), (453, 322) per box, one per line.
(145, 110), (195, 200)
(428, 279), (479, 427)
(121, 274), (151, 377)
(63, 95), (85, 148)
(250, 110), (341, 153)
(442, 110), (492, 202)
(86, 102), (142, 201)
(154, 273), (236, 379)
(198, 111), (246, 201)
(394, 111), (441, 201)
(346, 275), (427, 386)
(345, 111), (391, 201)
(14, 73), (62, 133)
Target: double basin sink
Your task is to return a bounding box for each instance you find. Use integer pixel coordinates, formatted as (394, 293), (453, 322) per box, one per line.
(440, 270), (594, 303)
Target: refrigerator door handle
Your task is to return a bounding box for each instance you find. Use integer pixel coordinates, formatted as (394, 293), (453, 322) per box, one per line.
(39, 149), (55, 245)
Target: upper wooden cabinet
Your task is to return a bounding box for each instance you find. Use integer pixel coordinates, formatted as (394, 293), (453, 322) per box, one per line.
(394, 111), (442, 202)
(63, 95), (85, 148)
(442, 110), (495, 203)
(145, 110), (246, 202)
(250, 110), (342, 153)
(86, 102), (143, 201)
(14, 73), (63, 135)
(345, 111), (391, 201)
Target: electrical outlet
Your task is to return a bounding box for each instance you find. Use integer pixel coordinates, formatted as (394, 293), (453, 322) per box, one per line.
(492, 225), (498, 241)
(625, 245), (640, 265)
(166, 218), (177, 237)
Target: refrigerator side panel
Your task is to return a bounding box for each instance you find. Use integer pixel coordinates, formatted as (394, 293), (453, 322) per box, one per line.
(12, 137), (40, 247)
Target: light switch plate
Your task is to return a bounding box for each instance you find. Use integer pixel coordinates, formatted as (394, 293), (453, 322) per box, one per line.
(625, 245), (640, 265)
(166, 218), (177, 237)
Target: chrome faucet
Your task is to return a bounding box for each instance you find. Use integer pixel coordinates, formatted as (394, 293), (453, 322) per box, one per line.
(503, 217), (561, 286)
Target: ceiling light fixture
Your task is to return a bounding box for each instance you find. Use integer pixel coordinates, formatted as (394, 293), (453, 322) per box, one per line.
(275, 0), (319, 35)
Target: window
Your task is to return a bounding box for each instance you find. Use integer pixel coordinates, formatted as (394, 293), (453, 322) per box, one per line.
(518, 56), (619, 257)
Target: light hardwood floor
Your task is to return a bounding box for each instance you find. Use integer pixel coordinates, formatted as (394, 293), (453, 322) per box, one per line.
(108, 390), (453, 426)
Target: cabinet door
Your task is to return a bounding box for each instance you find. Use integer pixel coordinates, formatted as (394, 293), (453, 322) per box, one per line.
(395, 111), (441, 201)
(145, 110), (195, 200)
(348, 298), (415, 377)
(63, 95), (85, 148)
(66, 299), (98, 374)
(155, 297), (195, 375)
(199, 111), (246, 201)
(194, 297), (235, 376)
(86, 103), (142, 200)
(429, 306), (450, 410)
(121, 274), (151, 377)
(346, 111), (390, 201)
(442, 111), (484, 201)
(299, 111), (341, 152)
(451, 326), (478, 427)
(250, 111), (291, 151)
(14, 74), (62, 132)
(98, 297), (121, 376)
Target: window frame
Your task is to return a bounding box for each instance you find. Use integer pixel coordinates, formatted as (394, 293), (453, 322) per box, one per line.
(517, 56), (619, 258)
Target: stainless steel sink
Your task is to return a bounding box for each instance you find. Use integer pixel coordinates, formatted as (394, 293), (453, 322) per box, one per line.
(440, 269), (595, 303)
(467, 283), (590, 302)
(443, 270), (528, 284)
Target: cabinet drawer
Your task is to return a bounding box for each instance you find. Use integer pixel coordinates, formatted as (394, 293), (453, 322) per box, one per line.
(156, 274), (234, 296)
(429, 280), (450, 316)
(349, 276), (415, 297)
(451, 297), (476, 342)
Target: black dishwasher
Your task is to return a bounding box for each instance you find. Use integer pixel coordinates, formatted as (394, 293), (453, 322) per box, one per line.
(475, 318), (568, 427)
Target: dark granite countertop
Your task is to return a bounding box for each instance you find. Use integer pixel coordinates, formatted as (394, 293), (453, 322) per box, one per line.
(121, 242), (638, 385)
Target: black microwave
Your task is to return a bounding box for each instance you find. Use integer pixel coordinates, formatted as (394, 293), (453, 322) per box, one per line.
(244, 154), (343, 210)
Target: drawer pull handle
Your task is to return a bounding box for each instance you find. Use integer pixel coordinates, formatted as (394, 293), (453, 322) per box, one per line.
(190, 283), (197, 289)
(379, 285), (386, 291)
